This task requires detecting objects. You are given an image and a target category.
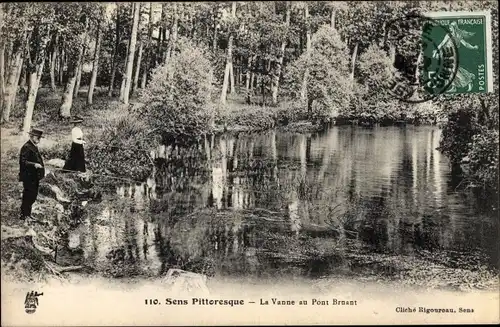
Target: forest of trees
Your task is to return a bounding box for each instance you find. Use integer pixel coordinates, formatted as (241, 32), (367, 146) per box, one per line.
(1, 2), (493, 126)
(0, 1), (498, 193)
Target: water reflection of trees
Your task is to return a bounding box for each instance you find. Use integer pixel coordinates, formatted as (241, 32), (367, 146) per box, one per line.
(82, 184), (162, 277)
(79, 126), (497, 277)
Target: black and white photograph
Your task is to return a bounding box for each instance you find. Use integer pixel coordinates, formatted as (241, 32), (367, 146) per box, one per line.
(1, 1), (498, 325)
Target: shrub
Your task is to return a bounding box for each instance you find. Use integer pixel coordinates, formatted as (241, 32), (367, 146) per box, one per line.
(412, 102), (441, 124)
(283, 25), (352, 120)
(466, 129), (499, 191)
(86, 114), (158, 182)
(215, 103), (276, 129)
(138, 38), (215, 142)
(438, 108), (480, 166)
(275, 101), (308, 125)
(355, 44), (402, 121)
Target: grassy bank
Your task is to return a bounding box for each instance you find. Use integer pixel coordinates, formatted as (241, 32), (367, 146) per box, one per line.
(1, 88), (132, 281)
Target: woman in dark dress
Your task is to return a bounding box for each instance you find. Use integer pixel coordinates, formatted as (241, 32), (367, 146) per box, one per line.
(63, 116), (86, 172)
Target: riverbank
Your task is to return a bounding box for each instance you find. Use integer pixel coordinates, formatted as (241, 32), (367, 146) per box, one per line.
(1, 121), (100, 280)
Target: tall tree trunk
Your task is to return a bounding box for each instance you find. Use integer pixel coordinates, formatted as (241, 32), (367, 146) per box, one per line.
(87, 23), (102, 105)
(118, 37), (129, 102)
(349, 42), (358, 80)
(0, 42), (5, 121)
(261, 73), (265, 105)
(11, 47), (25, 112)
(156, 4), (164, 65)
(60, 18), (87, 118)
(122, 2), (140, 105)
(229, 61), (235, 94)
(73, 44), (86, 98)
(236, 56), (242, 86)
(108, 4), (121, 97)
(49, 34), (58, 91)
(4, 41), (12, 76)
(159, 3), (167, 64)
(2, 50), (23, 123)
(250, 70), (255, 91)
(23, 29), (51, 134)
(165, 3), (178, 64)
(59, 45), (84, 118)
(54, 42), (59, 82)
(245, 56), (252, 91)
(220, 2), (236, 104)
(132, 41), (143, 95)
(74, 60), (82, 98)
(0, 4), (5, 117)
(22, 71), (37, 133)
(59, 46), (64, 85)
(300, 5), (311, 101)
(141, 2), (153, 89)
(235, 60), (239, 88)
(162, 26), (168, 52)
(213, 21), (218, 51)
(19, 66), (26, 93)
(10, 39), (26, 108)
(271, 1), (291, 106)
(140, 57), (148, 89)
(414, 48), (423, 84)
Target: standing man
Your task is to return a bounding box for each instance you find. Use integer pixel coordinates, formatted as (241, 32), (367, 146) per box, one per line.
(19, 128), (45, 221)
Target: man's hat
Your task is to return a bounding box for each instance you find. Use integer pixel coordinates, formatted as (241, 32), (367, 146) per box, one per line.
(28, 128), (44, 138)
(69, 116), (84, 123)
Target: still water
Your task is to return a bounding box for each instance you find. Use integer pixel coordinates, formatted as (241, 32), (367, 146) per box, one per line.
(73, 125), (498, 279)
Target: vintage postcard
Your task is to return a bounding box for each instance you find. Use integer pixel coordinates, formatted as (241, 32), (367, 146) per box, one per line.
(1, 1), (498, 326)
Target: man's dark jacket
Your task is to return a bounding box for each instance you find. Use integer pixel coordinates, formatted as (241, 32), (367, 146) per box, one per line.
(19, 140), (45, 183)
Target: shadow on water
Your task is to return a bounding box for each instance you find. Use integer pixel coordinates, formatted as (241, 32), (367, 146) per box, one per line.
(74, 126), (499, 279)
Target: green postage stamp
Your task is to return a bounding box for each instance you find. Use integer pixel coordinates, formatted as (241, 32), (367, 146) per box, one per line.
(423, 11), (494, 95)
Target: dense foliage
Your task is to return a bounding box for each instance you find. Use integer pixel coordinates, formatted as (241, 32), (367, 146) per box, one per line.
(138, 38), (215, 142)
(86, 114), (157, 181)
(438, 109), (480, 167)
(355, 44), (402, 123)
(467, 129), (499, 191)
(285, 26), (352, 121)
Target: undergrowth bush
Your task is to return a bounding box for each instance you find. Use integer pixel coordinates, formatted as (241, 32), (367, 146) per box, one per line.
(275, 101), (309, 125)
(215, 104), (277, 129)
(138, 38), (215, 142)
(86, 114), (158, 182)
(466, 129), (499, 192)
(438, 108), (480, 166)
(439, 106), (499, 195)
